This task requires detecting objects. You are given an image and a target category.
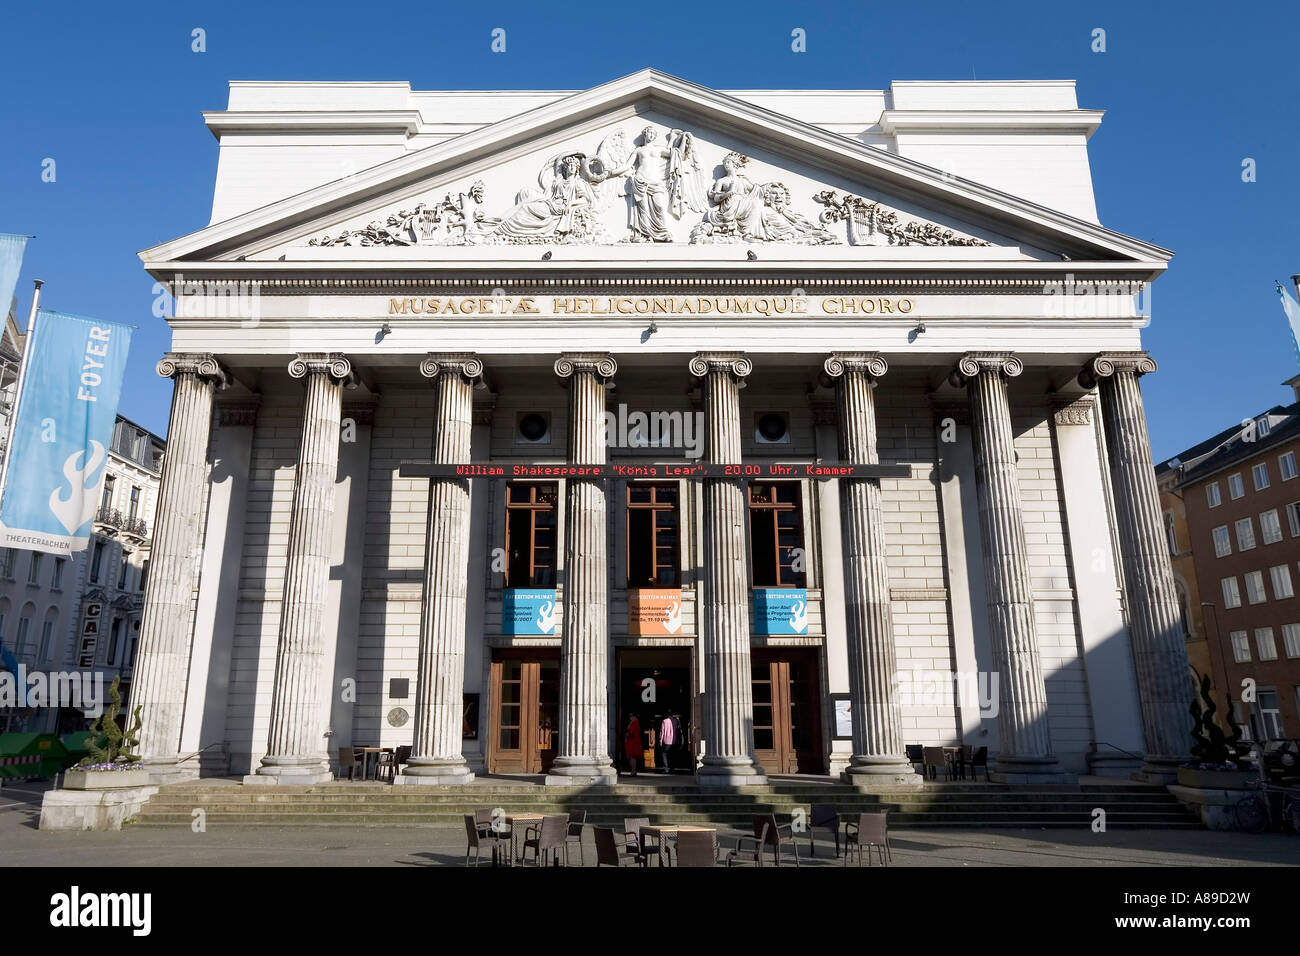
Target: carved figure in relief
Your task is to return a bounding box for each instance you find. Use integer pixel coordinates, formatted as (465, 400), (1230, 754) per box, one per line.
(690, 153), (837, 244)
(493, 154), (596, 242)
(594, 126), (704, 242)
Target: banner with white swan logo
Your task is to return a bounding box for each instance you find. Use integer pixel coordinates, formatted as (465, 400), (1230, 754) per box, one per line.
(0, 309), (133, 555)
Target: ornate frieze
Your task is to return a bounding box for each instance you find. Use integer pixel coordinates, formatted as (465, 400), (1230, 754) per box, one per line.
(814, 190), (990, 247)
(1052, 398), (1094, 426)
(216, 398), (261, 428)
(302, 124), (987, 250)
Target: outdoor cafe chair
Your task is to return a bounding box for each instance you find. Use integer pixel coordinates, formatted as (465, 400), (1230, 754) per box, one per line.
(922, 746), (949, 781)
(523, 813), (570, 866)
(595, 826), (640, 866)
(623, 817), (651, 865)
(336, 746), (364, 781)
(375, 748), (398, 783)
(844, 812), (891, 866)
(726, 820), (770, 867)
(808, 803), (840, 858)
(463, 813), (502, 866)
(969, 746), (990, 781)
(674, 830), (719, 868)
(755, 813), (800, 866)
(565, 809), (587, 866)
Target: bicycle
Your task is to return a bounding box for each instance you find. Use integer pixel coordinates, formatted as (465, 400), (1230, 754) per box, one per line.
(1231, 779), (1300, 833)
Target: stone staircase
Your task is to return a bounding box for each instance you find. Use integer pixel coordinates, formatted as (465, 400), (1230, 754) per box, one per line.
(130, 779), (1201, 829)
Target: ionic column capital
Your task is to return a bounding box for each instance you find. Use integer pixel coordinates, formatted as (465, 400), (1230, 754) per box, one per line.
(688, 352), (752, 383)
(823, 352), (888, 383)
(288, 352), (354, 387)
(554, 352), (617, 383)
(1078, 351), (1158, 389)
(156, 352), (228, 387)
(950, 352), (1023, 387)
(420, 352), (485, 386)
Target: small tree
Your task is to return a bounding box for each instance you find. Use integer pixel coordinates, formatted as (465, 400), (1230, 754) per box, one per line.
(79, 676), (143, 767)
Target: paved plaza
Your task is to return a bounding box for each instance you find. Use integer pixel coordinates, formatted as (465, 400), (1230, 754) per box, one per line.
(3, 781), (1296, 868)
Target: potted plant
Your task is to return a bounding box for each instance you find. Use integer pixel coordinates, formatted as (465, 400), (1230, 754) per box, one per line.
(1176, 670), (1257, 789)
(62, 676), (150, 790)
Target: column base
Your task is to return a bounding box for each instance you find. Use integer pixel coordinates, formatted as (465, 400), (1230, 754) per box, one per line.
(1131, 753), (1185, 785)
(544, 756), (618, 787)
(395, 757), (475, 786)
(843, 755), (923, 790)
(140, 757), (200, 786)
(244, 755), (333, 786)
(989, 754), (1076, 785)
(696, 756), (767, 787)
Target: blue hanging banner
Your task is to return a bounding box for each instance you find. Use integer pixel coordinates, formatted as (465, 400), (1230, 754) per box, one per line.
(0, 309), (133, 555)
(0, 234), (29, 318)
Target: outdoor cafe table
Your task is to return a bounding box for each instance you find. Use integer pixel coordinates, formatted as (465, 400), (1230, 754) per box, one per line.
(639, 825), (718, 866)
(356, 746), (392, 782)
(502, 813), (545, 865)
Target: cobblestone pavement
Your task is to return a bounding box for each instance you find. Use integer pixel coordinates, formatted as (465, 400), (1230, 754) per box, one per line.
(3, 780), (1297, 867)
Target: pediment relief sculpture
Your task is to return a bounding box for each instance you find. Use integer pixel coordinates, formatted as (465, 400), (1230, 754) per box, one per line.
(305, 126), (990, 249)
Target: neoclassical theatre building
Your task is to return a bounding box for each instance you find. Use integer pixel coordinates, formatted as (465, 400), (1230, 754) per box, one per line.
(134, 70), (1192, 788)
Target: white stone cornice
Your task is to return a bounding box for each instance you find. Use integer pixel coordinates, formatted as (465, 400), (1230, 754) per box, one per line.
(202, 110), (424, 138)
(878, 109), (1105, 138)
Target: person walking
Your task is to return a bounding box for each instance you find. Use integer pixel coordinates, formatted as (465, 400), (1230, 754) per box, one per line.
(658, 712), (676, 773)
(623, 713), (643, 776)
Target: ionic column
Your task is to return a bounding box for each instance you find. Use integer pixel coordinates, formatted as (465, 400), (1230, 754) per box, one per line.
(134, 353), (227, 782)
(952, 352), (1068, 782)
(690, 352), (767, 786)
(823, 353), (918, 788)
(1081, 352), (1193, 781)
(546, 353), (618, 785)
(249, 353), (353, 784)
(399, 354), (483, 785)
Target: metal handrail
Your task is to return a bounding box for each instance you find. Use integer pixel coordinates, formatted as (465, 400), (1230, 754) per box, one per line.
(1094, 741), (1144, 760)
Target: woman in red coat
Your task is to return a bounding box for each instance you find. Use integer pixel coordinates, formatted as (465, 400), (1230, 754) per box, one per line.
(623, 713), (643, 776)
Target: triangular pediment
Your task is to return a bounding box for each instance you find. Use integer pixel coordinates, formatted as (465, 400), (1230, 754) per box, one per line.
(140, 70), (1171, 271)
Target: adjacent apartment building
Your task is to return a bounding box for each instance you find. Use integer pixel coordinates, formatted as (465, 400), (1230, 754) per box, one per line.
(0, 415), (164, 733)
(1156, 376), (1300, 742)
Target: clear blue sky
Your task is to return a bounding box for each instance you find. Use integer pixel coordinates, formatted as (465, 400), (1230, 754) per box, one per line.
(2, 0), (1297, 459)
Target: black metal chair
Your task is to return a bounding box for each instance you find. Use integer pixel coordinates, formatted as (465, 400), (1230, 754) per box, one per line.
(808, 803), (840, 858)
(844, 811), (891, 866)
(922, 746), (949, 781)
(957, 745), (973, 781)
(969, 746), (990, 781)
(336, 746), (364, 781)
(375, 748), (398, 783)
(905, 744), (924, 769)
(757, 813), (800, 866)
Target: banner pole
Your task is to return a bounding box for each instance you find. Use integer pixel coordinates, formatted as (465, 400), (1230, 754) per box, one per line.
(0, 279), (44, 512)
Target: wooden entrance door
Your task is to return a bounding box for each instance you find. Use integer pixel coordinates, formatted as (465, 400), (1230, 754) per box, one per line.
(488, 653), (559, 774)
(752, 650), (823, 774)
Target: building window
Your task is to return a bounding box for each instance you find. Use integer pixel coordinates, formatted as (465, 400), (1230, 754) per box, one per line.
(138, 560), (149, 593)
(126, 634), (138, 669)
(1230, 630), (1251, 662)
(1222, 576), (1242, 608)
(504, 482), (558, 588)
(1282, 623), (1300, 658)
(1212, 526), (1232, 557)
(51, 557), (64, 589)
(1207, 483), (1222, 508)
(1271, 564), (1295, 599)
(747, 483), (806, 588)
(1256, 627), (1279, 661)
(1289, 502), (1300, 537)
(1235, 518), (1256, 551)
(117, 556), (129, 590)
(26, 552), (42, 585)
(90, 541), (106, 584)
(1163, 512), (1178, 555)
(1261, 509), (1284, 544)
(127, 486), (140, 521)
(1232, 701), (1253, 741)
(14, 617), (30, 658)
(626, 483), (680, 588)
(100, 475), (116, 511)
(1228, 473), (1245, 499)
(1281, 451), (1298, 481)
(0, 548), (13, 579)
(1253, 463), (1271, 491)
(1245, 570), (1267, 605)
(37, 620), (53, 663)
(1258, 689), (1284, 739)
(106, 618), (122, 666)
